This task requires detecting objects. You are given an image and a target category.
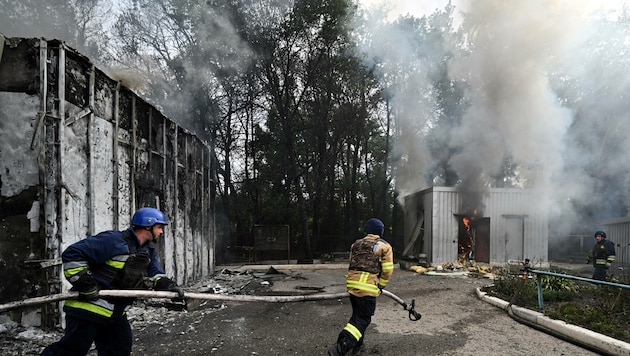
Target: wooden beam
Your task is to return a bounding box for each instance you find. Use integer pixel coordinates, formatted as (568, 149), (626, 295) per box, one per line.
(402, 214), (424, 257)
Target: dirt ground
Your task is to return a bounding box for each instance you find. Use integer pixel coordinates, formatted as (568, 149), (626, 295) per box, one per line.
(0, 263), (602, 355)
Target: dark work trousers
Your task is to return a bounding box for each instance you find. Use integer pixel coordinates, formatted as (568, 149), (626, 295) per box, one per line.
(592, 267), (607, 281)
(41, 313), (132, 356)
(337, 295), (377, 352)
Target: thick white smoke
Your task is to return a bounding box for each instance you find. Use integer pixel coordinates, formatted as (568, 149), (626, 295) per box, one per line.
(447, 0), (581, 209)
(358, 0), (630, 231)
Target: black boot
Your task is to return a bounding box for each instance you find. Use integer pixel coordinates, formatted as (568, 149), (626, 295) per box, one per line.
(328, 338), (352, 356)
(327, 344), (343, 356)
(352, 340), (365, 355)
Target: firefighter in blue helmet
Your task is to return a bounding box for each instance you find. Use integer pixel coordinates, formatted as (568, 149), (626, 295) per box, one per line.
(41, 208), (184, 356)
(328, 218), (394, 356)
(590, 231), (616, 281)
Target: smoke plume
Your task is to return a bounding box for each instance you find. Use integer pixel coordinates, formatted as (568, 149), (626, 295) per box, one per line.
(359, 0), (630, 232)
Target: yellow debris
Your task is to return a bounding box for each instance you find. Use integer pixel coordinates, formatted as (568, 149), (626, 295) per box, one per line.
(409, 265), (429, 274)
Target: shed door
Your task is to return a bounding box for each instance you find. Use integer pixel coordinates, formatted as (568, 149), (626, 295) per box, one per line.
(474, 217), (490, 263)
(504, 217), (524, 261)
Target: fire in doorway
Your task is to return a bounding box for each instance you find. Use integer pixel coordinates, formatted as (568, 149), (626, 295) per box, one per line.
(455, 210), (490, 265)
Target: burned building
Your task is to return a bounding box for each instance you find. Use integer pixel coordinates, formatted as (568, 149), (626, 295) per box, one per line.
(403, 186), (548, 266)
(0, 35), (215, 326)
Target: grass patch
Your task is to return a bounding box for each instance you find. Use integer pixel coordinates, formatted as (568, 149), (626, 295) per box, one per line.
(484, 272), (630, 343)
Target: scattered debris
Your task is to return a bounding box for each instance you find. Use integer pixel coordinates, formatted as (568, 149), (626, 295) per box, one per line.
(0, 269), (263, 355)
(403, 261), (500, 279)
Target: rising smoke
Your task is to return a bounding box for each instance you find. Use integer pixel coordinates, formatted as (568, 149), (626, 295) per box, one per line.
(447, 0), (579, 214)
(359, 0), (630, 234)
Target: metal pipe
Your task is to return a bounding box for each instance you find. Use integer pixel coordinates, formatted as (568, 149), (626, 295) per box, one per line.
(528, 269), (630, 309)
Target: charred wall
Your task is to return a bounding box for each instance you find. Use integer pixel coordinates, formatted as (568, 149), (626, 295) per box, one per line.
(0, 35), (215, 326)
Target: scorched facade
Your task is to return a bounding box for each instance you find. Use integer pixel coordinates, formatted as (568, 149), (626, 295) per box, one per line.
(0, 35), (215, 326)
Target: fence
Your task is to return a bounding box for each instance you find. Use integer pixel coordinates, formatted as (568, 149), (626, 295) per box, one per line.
(528, 269), (630, 309)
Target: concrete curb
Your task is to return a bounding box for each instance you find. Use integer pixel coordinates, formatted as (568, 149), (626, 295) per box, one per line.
(475, 288), (630, 355)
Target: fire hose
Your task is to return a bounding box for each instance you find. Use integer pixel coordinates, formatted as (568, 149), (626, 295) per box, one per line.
(0, 289), (421, 321)
(381, 289), (422, 321)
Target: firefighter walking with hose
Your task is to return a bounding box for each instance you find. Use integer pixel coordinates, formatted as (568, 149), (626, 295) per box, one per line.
(41, 207), (184, 356)
(328, 218), (394, 356)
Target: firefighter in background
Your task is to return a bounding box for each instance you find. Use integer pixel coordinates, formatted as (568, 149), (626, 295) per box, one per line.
(42, 208), (184, 356)
(328, 218), (394, 356)
(589, 230), (616, 281)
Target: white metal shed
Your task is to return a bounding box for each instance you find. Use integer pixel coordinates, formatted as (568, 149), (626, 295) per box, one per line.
(403, 186), (548, 266)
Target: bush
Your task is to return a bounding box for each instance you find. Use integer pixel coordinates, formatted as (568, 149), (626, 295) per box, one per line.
(484, 271), (630, 343)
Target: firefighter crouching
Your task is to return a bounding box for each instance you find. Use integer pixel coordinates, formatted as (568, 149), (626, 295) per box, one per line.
(589, 230), (616, 281)
(328, 218), (394, 356)
(41, 208), (184, 356)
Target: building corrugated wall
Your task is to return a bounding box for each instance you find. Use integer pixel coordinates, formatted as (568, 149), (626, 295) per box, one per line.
(404, 187), (548, 265)
(0, 35), (215, 326)
(599, 217), (630, 270)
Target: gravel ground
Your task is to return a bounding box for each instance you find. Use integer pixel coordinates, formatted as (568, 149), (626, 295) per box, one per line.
(0, 264), (602, 355)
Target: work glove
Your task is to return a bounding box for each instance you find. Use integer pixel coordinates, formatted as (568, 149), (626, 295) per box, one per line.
(68, 269), (100, 302)
(606, 262), (611, 269)
(154, 277), (185, 298)
(79, 287), (100, 302)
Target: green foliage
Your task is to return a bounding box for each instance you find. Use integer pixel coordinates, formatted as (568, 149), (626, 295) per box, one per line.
(539, 275), (580, 293)
(486, 273), (630, 343)
(484, 275), (538, 308)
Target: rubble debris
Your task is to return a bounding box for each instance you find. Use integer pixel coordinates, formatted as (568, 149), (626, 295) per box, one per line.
(253, 266), (287, 279)
(408, 265), (432, 274)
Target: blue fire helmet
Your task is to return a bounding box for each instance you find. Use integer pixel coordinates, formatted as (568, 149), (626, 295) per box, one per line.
(364, 218), (384, 236)
(594, 231), (606, 239)
(132, 208), (168, 227)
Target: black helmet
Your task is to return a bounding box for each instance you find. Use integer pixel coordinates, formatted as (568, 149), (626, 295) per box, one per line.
(594, 231), (606, 239)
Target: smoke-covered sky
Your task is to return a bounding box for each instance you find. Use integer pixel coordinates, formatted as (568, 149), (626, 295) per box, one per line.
(3, 0), (630, 234)
(358, 0), (630, 232)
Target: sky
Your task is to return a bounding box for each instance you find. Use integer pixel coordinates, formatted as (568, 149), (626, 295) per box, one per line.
(358, 0), (626, 21)
(359, 0), (468, 20)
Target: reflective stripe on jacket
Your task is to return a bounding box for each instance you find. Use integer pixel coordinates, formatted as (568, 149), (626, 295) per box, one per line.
(592, 239), (616, 268)
(62, 228), (166, 319)
(346, 234), (394, 297)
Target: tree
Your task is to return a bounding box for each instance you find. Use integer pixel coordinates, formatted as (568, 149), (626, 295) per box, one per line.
(0, 0), (111, 61)
(248, 0), (395, 257)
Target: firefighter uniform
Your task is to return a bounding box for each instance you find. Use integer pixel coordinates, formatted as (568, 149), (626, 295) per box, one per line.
(42, 208), (182, 356)
(591, 231), (616, 281)
(329, 218), (394, 356)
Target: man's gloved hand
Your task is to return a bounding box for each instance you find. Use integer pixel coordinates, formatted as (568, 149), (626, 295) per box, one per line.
(154, 277), (185, 298)
(606, 262), (612, 269)
(68, 269), (100, 302)
(169, 284), (185, 299)
(79, 286), (100, 301)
